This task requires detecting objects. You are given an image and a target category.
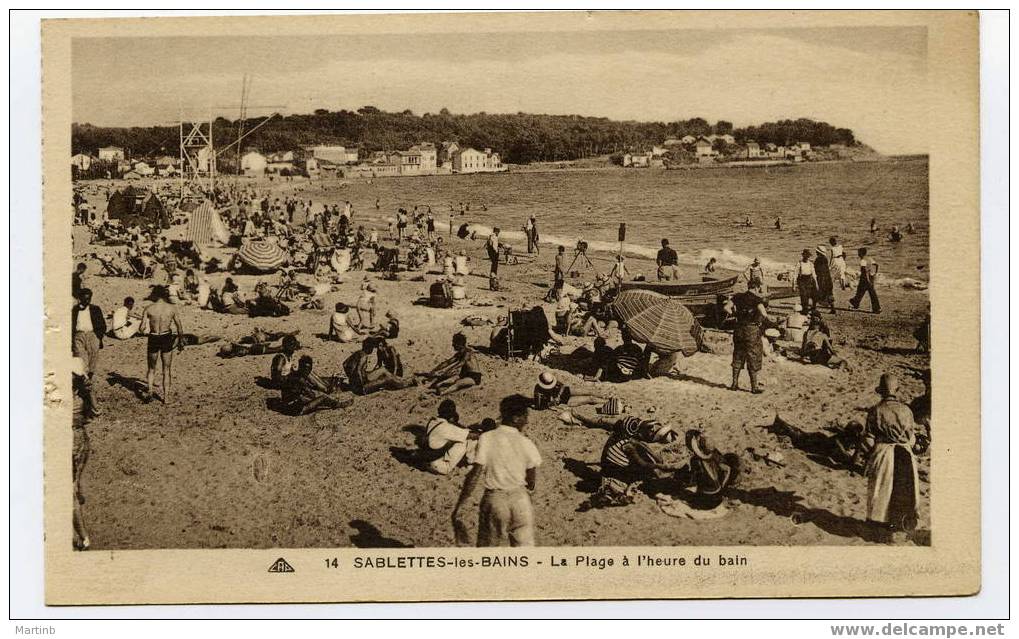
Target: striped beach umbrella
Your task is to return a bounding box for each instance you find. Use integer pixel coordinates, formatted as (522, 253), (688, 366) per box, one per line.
(236, 240), (287, 272)
(610, 288), (702, 355)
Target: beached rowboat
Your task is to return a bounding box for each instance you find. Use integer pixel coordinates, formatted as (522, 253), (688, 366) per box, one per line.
(618, 275), (739, 297)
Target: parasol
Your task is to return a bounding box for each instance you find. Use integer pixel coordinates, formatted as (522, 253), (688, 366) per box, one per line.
(236, 240), (287, 272)
(610, 288), (703, 355)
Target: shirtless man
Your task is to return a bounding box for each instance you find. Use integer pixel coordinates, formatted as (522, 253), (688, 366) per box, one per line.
(141, 285), (184, 403)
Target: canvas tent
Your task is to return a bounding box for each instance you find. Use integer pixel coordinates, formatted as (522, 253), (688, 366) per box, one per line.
(106, 186), (169, 228)
(167, 200), (231, 247)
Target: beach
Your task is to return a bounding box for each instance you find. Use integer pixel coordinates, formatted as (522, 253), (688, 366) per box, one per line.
(70, 163), (931, 548)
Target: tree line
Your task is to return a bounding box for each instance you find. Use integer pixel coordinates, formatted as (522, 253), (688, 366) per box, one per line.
(72, 109), (857, 165)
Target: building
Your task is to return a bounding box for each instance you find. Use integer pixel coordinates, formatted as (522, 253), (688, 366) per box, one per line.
(651, 145), (667, 157)
(241, 151), (267, 176)
(71, 153), (94, 171)
(662, 138), (683, 147)
(694, 137), (715, 158)
(453, 147), (505, 174)
(680, 135), (697, 145)
(132, 161), (155, 176)
(98, 146), (125, 162)
(311, 145), (354, 165)
(411, 143), (438, 174)
(266, 161), (297, 174)
(268, 151), (296, 163)
(745, 141), (761, 158)
(623, 152), (652, 168)
(392, 150), (423, 175)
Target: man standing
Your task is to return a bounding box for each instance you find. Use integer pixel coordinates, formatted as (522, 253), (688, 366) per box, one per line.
(452, 394), (541, 547)
(554, 246), (566, 286)
(72, 262), (87, 300)
(71, 288), (106, 379)
(141, 285), (184, 403)
(857, 373), (918, 542)
(729, 283), (769, 393)
(849, 247), (881, 313)
(486, 227), (501, 277)
(656, 238), (680, 281)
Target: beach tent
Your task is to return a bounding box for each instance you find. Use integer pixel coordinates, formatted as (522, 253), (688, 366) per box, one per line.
(106, 187), (169, 229)
(167, 200), (231, 247)
(123, 171), (141, 180)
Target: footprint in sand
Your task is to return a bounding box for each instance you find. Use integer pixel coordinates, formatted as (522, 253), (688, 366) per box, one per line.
(253, 454), (269, 483)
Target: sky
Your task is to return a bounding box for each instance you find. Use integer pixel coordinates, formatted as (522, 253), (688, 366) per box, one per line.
(72, 26), (928, 154)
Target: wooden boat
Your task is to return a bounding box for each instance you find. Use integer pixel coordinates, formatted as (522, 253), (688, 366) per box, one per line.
(618, 275), (739, 297)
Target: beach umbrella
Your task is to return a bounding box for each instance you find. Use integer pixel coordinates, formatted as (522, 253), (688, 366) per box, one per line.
(610, 289), (703, 355)
(236, 240), (287, 272)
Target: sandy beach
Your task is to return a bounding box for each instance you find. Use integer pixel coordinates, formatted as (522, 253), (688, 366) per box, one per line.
(70, 180), (931, 549)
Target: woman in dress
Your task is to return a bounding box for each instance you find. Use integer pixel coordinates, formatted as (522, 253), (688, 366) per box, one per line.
(828, 236), (849, 290)
(814, 245), (836, 314)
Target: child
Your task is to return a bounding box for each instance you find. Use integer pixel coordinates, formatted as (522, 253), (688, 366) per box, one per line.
(328, 302), (359, 343)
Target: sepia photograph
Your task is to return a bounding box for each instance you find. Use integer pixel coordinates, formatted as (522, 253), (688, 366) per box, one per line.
(35, 9), (985, 605)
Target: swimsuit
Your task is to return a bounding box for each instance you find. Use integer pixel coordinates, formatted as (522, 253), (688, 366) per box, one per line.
(147, 331), (176, 354)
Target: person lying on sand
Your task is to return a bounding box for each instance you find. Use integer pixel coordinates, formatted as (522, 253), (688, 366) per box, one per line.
(218, 328), (300, 358)
(280, 355), (353, 416)
(418, 333), (482, 396)
(532, 372), (606, 411)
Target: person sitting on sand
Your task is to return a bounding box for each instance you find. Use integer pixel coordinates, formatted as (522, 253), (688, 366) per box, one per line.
(110, 296), (140, 340)
(280, 355), (353, 416)
(605, 330), (645, 383)
(372, 310), (400, 340)
(343, 337), (417, 396)
(585, 336), (617, 382)
(328, 302), (361, 343)
(784, 303), (809, 343)
(419, 332), (483, 396)
(676, 429), (741, 510)
(553, 289), (578, 335)
(454, 249), (470, 276)
(532, 371), (606, 411)
(800, 315), (851, 371)
(269, 335), (302, 388)
(419, 399), (482, 476)
(558, 411), (678, 511)
(704, 257), (717, 274)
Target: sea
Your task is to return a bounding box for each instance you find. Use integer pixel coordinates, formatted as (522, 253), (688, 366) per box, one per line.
(322, 158), (929, 285)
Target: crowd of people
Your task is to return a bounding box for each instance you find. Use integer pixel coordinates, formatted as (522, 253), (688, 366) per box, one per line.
(69, 180), (929, 550)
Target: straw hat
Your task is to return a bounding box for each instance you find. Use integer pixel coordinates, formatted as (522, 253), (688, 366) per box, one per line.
(685, 429), (714, 460)
(537, 371), (558, 391)
(647, 421), (678, 443)
(876, 373), (900, 397)
(764, 328), (781, 339)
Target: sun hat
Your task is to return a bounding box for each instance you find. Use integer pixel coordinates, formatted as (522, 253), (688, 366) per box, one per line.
(685, 429), (714, 460)
(537, 371), (558, 390)
(646, 420), (678, 443)
(764, 328), (781, 339)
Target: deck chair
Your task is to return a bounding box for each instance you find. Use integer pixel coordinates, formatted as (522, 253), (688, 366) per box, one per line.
(95, 254), (128, 277)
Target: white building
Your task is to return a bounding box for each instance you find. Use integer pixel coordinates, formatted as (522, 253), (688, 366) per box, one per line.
(98, 146), (125, 162)
(241, 151), (267, 176)
(453, 147), (505, 174)
(411, 143), (438, 174)
(311, 145), (359, 165)
(71, 153), (94, 171)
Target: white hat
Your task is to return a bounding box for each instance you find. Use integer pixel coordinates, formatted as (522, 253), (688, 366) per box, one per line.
(537, 371), (557, 390)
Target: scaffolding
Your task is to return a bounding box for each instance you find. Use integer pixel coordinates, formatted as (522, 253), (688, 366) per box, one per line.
(178, 114), (216, 199)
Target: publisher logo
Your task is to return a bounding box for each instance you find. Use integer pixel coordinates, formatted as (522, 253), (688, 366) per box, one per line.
(268, 557), (295, 573)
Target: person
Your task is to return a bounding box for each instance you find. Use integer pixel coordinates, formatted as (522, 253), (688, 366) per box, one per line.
(856, 373), (919, 542)
(730, 284), (769, 393)
(71, 288), (106, 379)
(655, 238), (680, 281)
(328, 302), (360, 343)
(280, 355), (353, 415)
(870, 217), (879, 233)
(744, 257), (765, 292)
(426, 212), (435, 239)
(914, 305), (931, 353)
(576, 415), (679, 510)
(889, 225), (903, 243)
(800, 315), (851, 370)
(553, 246), (565, 286)
(849, 247), (881, 313)
(608, 254), (629, 287)
(795, 248), (818, 312)
(356, 281), (377, 330)
(140, 285), (184, 403)
(71, 357), (95, 549)
(182, 269), (200, 301)
(679, 430), (741, 510)
(532, 371), (605, 411)
(704, 257), (717, 274)
(553, 289), (577, 335)
(525, 216), (538, 254)
(72, 262), (87, 300)
(486, 227), (501, 277)
(828, 236), (849, 290)
(269, 335), (301, 387)
(442, 253), (455, 278)
(419, 332), (482, 396)
(452, 394), (541, 547)
(607, 329), (645, 382)
(421, 399), (481, 476)
(196, 277), (212, 309)
(813, 245), (836, 314)
(343, 337), (417, 395)
(585, 336), (616, 382)
(110, 296), (140, 340)
(774, 216), (782, 230)
(454, 250), (470, 276)
(396, 209), (408, 242)
(784, 303), (809, 343)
